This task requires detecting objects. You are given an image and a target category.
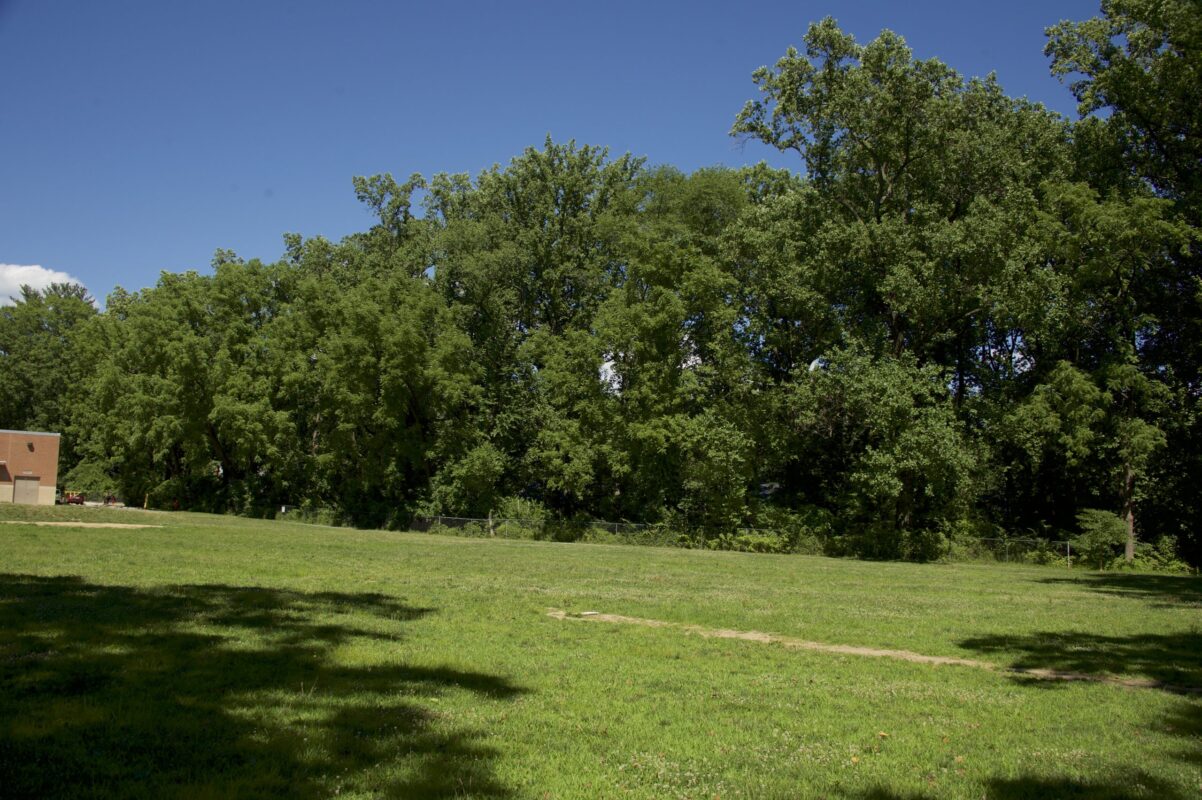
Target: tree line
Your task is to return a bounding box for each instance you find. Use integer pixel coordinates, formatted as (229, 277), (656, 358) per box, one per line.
(3, 5), (1198, 564)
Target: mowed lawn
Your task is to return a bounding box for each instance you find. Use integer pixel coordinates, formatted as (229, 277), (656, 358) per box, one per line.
(2, 506), (1199, 799)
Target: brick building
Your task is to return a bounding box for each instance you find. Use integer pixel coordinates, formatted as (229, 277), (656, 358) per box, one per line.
(0, 430), (60, 505)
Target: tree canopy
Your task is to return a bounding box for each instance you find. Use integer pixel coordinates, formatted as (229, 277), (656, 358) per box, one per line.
(5, 10), (1198, 565)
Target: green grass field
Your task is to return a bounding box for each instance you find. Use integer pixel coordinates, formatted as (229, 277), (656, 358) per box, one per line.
(2, 505), (1199, 799)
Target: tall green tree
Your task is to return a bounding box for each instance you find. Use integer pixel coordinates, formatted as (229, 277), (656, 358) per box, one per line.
(729, 19), (1072, 549)
(592, 166), (757, 526)
(1047, 0), (1202, 215)
(1047, 0), (1202, 562)
(72, 259), (293, 511)
(0, 282), (98, 471)
(1031, 182), (1188, 558)
(424, 138), (643, 516)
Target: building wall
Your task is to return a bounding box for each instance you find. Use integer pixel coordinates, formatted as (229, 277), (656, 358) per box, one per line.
(0, 430), (61, 505)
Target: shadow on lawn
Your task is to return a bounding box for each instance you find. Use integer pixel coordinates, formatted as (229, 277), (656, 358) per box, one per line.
(852, 769), (1195, 799)
(1039, 572), (1202, 608)
(1157, 699), (1202, 768)
(0, 573), (522, 799)
(948, 627), (1202, 799)
(957, 629), (1202, 692)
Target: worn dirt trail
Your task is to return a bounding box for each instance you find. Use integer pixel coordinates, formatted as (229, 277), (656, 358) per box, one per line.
(547, 609), (1199, 693)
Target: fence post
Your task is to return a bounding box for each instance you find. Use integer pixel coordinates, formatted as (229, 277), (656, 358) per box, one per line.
(1066, 541), (1072, 569)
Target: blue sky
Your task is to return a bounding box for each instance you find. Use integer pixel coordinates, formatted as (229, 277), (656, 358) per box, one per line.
(0, 0), (1100, 303)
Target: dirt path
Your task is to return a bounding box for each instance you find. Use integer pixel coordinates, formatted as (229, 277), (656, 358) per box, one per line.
(1, 521), (162, 529)
(547, 609), (1199, 693)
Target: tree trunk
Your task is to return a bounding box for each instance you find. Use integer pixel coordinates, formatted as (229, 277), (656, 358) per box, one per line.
(1121, 463), (1136, 563)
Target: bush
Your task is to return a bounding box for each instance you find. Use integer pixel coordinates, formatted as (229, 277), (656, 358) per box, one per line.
(1028, 540), (1070, 567)
(456, 521), (488, 538)
(493, 496), (550, 526)
(540, 520), (583, 542)
(840, 523), (948, 562)
(700, 531), (789, 554)
(1073, 509), (1127, 570)
(493, 520), (537, 540)
(902, 528), (950, 562)
(1119, 536), (1194, 574)
(62, 460), (120, 500)
(579, 526), (622, 545)
(703, 533), (735, 551)
(278, 505), (342, 527)
(751, 505), (833, 554)
(734, 532), (789, 553)
(942, 537), (995, 563)
(789, 531), (825, 555)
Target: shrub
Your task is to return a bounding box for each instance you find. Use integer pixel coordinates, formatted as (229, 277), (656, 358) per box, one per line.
(1028, 540), (1070, 567)
(493, 520), (537, 540)
(902, 528), (949, 562)
(700, 532), (789, 554)
(704, 533), (735, 551)
(493, 496), (550, 526)
(1122, 536), (1194, 574)
(942, 537), (994, 563)
(580, 526), (621, 545)
(789, 531), (825, 555)
(543, 520), (584, 542)
(733, 532), (788, 553)
(1073, 509), (1127, 570)
(445, 521), (487, 538)
(842, 523), (947, 562)
(274, 502), (344, 527)
(751, 505), (834, 554)
(62, 460), (120, 500)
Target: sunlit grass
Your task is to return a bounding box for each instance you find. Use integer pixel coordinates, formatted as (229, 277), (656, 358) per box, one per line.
(2, 506), (1199, 798)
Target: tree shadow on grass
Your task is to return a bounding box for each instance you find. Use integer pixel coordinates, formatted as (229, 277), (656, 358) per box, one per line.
(1157, 698), (1202, 768)
(1038, 572), (1202, 609)
(958, 630), (1202, 691)
(954, 628), (1202, 797)
(851, 769), (1195, 799)
(980, 773), (1195, 800)
(0, 573), (523, 799)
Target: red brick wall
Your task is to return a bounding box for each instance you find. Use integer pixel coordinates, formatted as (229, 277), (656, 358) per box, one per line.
(0, 430), (61, 490)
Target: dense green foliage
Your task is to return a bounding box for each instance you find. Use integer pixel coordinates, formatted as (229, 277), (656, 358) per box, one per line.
(0, 283), (97, 466)
(2, 9), (1198, 563)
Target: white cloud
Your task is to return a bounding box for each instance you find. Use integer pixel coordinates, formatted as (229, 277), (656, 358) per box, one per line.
(0, 264), (86, 305)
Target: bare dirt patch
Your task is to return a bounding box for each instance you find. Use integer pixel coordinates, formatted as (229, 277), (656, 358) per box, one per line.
(1, 521), (162, 529)
(547, 609), (1200, 693)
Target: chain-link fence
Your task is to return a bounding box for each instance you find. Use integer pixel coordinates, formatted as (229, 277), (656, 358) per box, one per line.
(409, 515), (681, 546)
(951, 537), (1074, 566)
(407, 515), (1074, 564)
(411, 515), (656, 535)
